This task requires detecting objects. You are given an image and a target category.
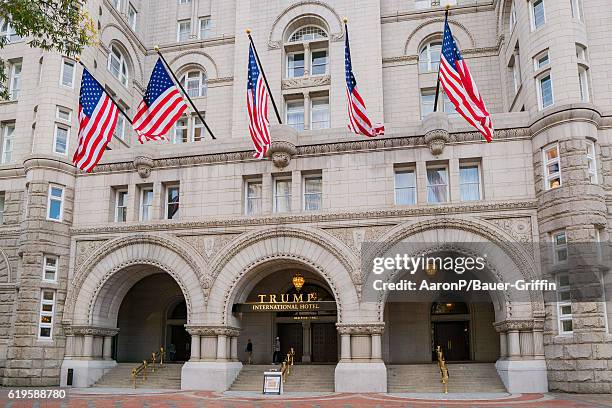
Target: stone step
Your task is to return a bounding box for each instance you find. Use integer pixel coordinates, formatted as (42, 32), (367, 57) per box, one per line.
(230, 365), (336, 392)
(93, 363), (184, 389)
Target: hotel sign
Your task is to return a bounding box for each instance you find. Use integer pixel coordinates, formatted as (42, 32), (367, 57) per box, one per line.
(233, 292), (336, 313)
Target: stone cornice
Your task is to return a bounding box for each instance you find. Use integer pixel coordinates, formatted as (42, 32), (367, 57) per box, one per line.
(23, 155), (76, 176)
(88, 127), (531, 175)
(494, 319), (535, 332)
(336, 323), (385, 335)
(185, 325), (240, 337)
(66, 325), (120, 337)
(70, 200), (537, 235)
(381, 1), (495, 24)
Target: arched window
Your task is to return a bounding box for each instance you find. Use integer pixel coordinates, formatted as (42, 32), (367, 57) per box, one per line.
(180, 70), (207, 98)
(107, 45), (129, 87)
(419, 41), (442, 73)
(288, 26), (327, 43)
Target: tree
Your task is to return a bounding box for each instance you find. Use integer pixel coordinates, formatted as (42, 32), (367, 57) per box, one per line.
(0, 0), (96, 99)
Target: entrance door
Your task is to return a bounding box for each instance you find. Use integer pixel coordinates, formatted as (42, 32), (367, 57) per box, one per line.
(170, 325), (191, 362)
(433, 321), (469, 361)
(311, 323), (338, 363)
(278, 323), (303, 362)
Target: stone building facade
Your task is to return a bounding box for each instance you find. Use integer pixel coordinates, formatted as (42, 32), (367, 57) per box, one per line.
(0, 0), (611, 394)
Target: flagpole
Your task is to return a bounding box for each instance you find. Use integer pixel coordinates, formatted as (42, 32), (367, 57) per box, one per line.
(433, 6), (450, 113)
(246, 29), (283, 124)
(75, 57), (133, 125)
(154, 46), (217, 140)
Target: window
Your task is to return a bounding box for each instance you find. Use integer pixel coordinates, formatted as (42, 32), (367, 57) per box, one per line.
(576, 44), (587, 61)
(570, 0), (583, 21)
(140, 188), (153, 221)
(534, 51), (549, 70)
(0, 192), (4, 224)
(177, 20), (191, 42)
(303, 176), (322, 211)
(193, 116), (205, 141)
(415, 0), (457, 9)
(395, 169), (416, 205)
(178, 0), (191, 3)
(245, 179), (262, 215)
(459, 165), (481, 201)
(509, 51), (521, 94)
(530, 0), (546, 30)
(128, 4), (137, 30)
(537, 74), (554, 109)
(180, 70), (207, 98)
(38, 290), (56, 339)
(557, 273), (572, 334)
(311, 97), (330, 129)
(165, 185), (180, 220)
(47, 185), (64, 221)
(108, 45), (128, 87)
(60, 59), (75, 88)
(287, 52), (305, 78)
(111, 0), (120, 9)
(199, 18), (211, 39)
(8, 61), (21, 100)
(509, 1), (517, 31)
(53, 124), (69, 155)
(311, 50), (328, 75)
(586, 141), (597, 184)
(0, 18), (19, 43)
(274, 178), (291, 213)
(419, 41), (442, 73)
(289, 26), (327, 43)
(286, 100), (305, 131)
(1, 123), (15, 164)
(578, 65), (590, 102)
(42, 255), (58, 282)
(421, 90), (435, 118)
(56, 107), (71, 122)
(115, 189), (128, 222)
(543, 144), (561, 190)
(442, 92), (457, 116)
(427, 166), (449, 203)
(173, 117), (188, 143)
(114, 114), (125, 140)
(553, 231), (568, 264)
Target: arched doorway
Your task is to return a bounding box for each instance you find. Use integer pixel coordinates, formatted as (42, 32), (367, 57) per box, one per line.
(114, 273), (190, 363)
(232, 267), (339, 365)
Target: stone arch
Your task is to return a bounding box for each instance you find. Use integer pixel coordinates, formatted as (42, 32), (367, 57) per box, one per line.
(268, 1), (344, 49)
(0, 248), (11, 283)
(405, 18), (475, 55)
(99, 24), (145, 84)
(63, 233), (207, 327)
(206, 227), (361, 325)
(370, 217), (541, 322)
(168, 51), (219, 79)
(496, 0), (514, 36)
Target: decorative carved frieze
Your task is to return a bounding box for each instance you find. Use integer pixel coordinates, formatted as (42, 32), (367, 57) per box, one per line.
(324, 225), (395, 254)
(134, 155), (154, 179)
(67, 325), (120, 337)
(336, 323), (385, 335)
(424, 129), (450, 156)
(186, 326), (241, 337)
(75, 240), (108, 269)
(267, 140), (298, 169)
(485, 217), (533, 244)
(494, 319), (535, 332)
(281, 75), (330, 90)
(179, 234), (240, 261)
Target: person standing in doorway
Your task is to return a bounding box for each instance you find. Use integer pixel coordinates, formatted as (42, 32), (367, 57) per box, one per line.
(168, 343), (176, 361)
(273, 336), (280, 364)
(246, 339), (253, 364)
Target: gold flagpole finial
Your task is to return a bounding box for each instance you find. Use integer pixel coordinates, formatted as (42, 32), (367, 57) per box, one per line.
(445, 4), (451, 10)
(75, 55), (80, 62)
(246, 28), (252, 35)
(343, 17), (348, 24)
(154, 45), (160, 52)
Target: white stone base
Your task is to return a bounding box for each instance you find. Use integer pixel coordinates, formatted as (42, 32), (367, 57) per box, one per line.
(335, 361), (387, 393)
(60, 359), (117, 388)
(495, 359), (548, 393)
(181, 361), (243, 391)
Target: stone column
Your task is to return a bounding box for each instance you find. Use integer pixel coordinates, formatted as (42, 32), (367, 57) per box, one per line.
(507, 330), (521, 359)
(216, 332), (228, 361)
(520, 330), (534, 357)
(532, 318), (545, 359)
(499, 331), (507, 358)
(65, 334), (75, 359)
(230, 335), (238, 361)
(190, 334), (201, 360)
(303, 91), (311, 131)
(102, 336), (113, 360)
(340, 333), (351, 361)
(302, 322), (311, 362)
(303, 42), (311, 78)
(371, 332), (382, 361)
(83, 335), (94, 359)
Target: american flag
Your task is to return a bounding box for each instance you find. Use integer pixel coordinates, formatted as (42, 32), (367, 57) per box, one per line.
(133, 58), (187, 143)
(345, 24), (384, 137)
(439, 17), (493, 142)
(73, 68), (119, 172)
(246, 44), (270, 159)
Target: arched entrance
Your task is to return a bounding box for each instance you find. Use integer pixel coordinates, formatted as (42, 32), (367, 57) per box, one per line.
(114, 273), (190, 363)
(60, 234), (207, 388)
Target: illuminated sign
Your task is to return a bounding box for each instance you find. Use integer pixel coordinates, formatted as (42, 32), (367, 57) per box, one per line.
(232, 291), (336, 313)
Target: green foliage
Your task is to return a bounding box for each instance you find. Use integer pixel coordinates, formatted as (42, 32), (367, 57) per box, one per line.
(0, 0), (97, 99)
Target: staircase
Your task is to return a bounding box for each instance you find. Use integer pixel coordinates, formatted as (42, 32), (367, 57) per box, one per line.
(93, 362), (183, 389)
(230, 364), (335, 392)
(387, 363), (506, 393)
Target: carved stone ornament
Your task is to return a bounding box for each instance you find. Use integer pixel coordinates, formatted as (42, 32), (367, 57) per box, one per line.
(424, 129), (450, 156)
(267, 140), (298, 169)
(336, 323), (385, 335)
(134, 155), (154, 179)
(281, 75), (331, 90)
